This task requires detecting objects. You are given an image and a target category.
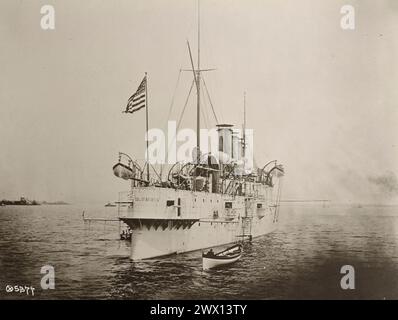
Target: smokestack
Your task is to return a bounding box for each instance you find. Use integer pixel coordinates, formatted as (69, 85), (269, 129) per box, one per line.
(216, 124), (234, 159)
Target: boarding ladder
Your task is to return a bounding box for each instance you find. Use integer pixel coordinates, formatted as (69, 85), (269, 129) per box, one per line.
(238, 197), (254, 241)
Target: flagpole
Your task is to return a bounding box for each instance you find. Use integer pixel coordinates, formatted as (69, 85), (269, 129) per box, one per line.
(145, 72), (150, 182)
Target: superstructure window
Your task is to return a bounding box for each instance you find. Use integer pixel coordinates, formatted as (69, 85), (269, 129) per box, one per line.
(257, 203), (263, 209)
(225, 202), (232, 209)
(166, 200), (175, 207)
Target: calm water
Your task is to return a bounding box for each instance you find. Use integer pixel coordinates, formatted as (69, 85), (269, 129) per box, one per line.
(0, 204), (398, 300)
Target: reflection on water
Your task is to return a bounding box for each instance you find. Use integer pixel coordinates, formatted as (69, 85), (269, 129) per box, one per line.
(0, 204), (398, 299)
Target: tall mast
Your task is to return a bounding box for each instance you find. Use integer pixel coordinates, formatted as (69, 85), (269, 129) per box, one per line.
(196, 0), (201, 163)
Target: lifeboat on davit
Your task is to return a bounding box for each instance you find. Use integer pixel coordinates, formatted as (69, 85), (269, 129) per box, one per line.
(113, 162), (135, 180)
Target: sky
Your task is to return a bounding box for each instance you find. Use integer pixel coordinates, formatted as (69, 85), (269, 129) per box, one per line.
(0, 0), (397, 204)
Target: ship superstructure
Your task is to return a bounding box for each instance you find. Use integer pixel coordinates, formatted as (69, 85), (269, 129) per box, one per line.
(114, 136), (284, 260)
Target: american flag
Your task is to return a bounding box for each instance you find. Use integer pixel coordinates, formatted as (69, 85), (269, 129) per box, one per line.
(124, 76), (147, 114)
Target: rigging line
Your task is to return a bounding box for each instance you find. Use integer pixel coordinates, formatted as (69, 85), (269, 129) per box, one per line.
(204, 88), (216, 128)
(164, 69), (182, 130)
(163, 69), (183, 175)
(177, 79), (195, 132)
(163, 79), (194, 174)
(149, 162), (162, 181)
(200, 83), (211, 129)
(202, 76), (219, 125)
(200, 96), (209, 129)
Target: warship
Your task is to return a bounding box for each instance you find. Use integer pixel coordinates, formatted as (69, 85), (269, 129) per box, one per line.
(110, 2), (285, 260)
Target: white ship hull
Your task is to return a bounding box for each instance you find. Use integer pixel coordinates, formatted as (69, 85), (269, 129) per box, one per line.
(120, 187), (281, 260)
(127, 216), (277, 260)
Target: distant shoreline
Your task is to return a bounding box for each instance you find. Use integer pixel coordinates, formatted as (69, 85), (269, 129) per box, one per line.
(0, 198), (70, 206)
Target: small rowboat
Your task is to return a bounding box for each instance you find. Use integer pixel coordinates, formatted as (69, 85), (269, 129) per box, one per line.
(202, 244), (242, 270)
